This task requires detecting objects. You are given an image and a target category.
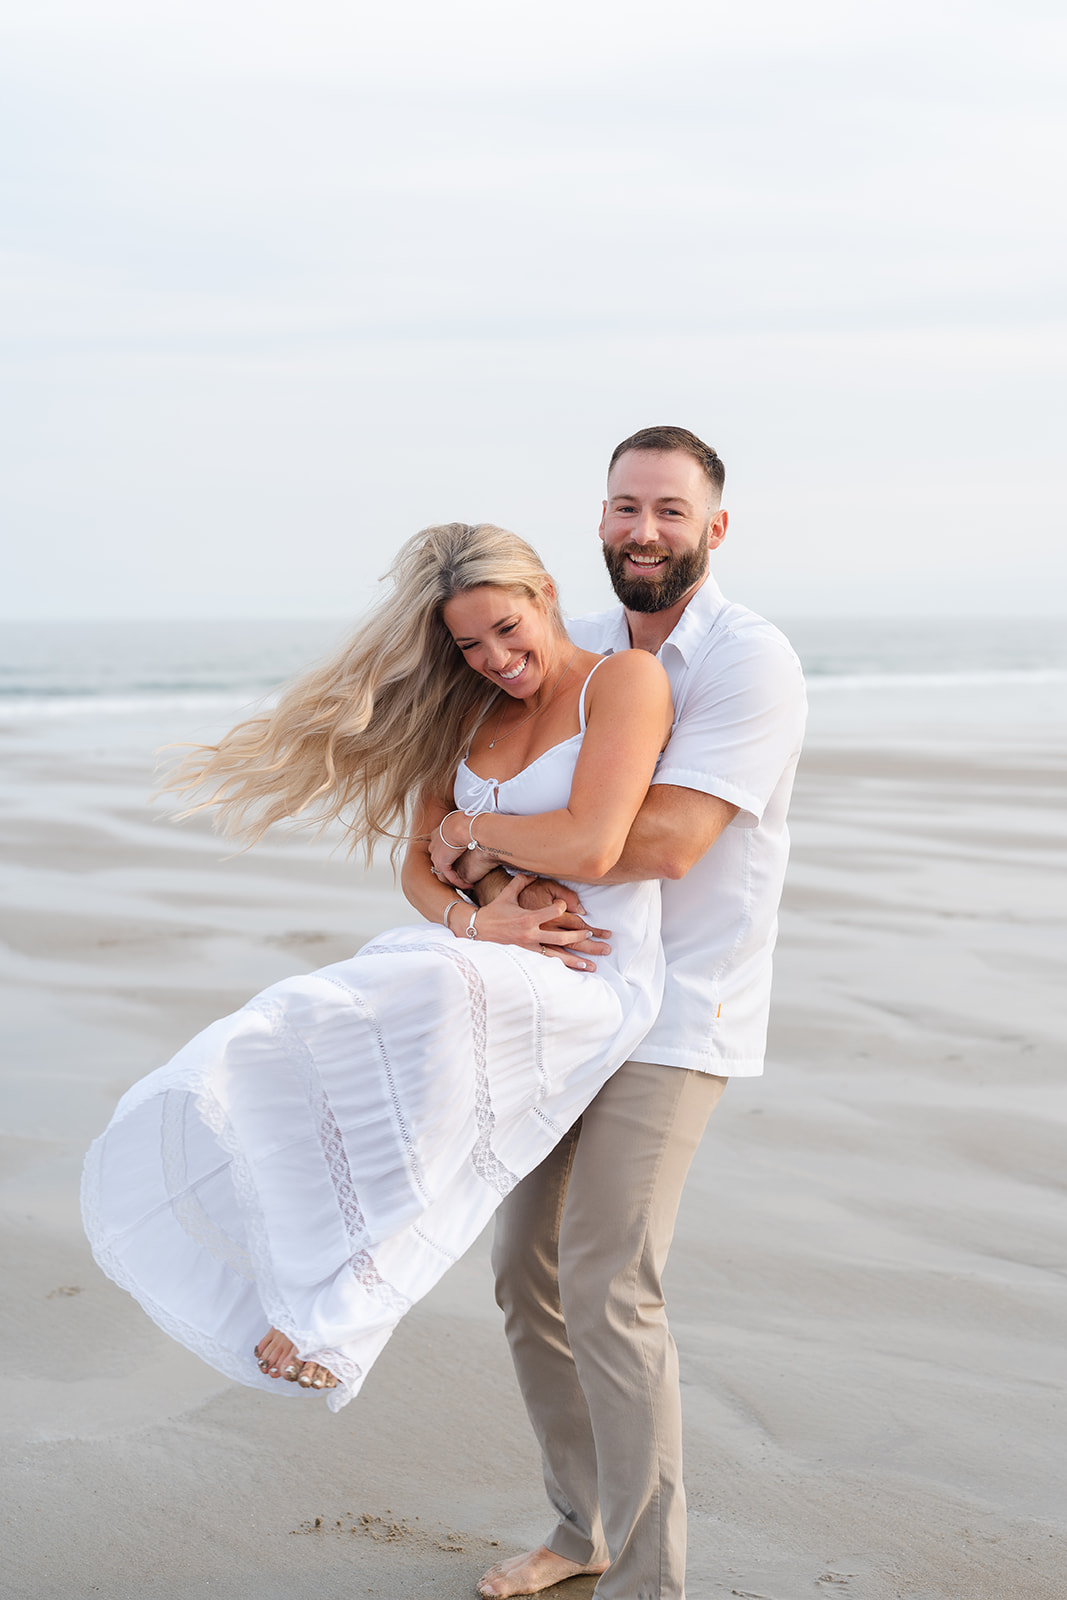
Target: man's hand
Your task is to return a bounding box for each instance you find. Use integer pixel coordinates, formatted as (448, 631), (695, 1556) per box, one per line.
(472, 866), (521, 907)
(451, 846), (499, 888)
(474, 870), (610, 958)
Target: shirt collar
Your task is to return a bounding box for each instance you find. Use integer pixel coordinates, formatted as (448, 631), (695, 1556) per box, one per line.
(596, 572), (728, 661)
(656, 572), (728, 664)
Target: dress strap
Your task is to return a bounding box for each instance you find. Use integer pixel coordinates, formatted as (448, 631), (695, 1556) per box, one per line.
(578, 654), (613, 734)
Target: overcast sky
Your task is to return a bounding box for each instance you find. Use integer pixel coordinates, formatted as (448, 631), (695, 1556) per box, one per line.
(2, 0), (1065, 620)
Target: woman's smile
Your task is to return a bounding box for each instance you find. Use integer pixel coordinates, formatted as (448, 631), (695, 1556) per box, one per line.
(498, 652), (530, 684)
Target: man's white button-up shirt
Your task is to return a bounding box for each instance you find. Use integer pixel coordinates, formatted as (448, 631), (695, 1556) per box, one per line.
(568, 575), (806, 1076)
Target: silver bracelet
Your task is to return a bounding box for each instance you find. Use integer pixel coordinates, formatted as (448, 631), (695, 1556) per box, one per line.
(442, 898), (469, 932)
(438, 810), (464, 850)
(466, 811), (489, 851)
(465, 907), (479, 939)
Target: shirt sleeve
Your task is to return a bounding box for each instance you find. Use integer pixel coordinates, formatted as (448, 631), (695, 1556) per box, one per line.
(652, 628), (807, 828)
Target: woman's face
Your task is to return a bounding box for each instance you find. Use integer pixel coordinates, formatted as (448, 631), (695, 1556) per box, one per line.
(442, 585), (558, 699)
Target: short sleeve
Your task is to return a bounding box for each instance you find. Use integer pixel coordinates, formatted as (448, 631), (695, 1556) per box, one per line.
(653, 628), (807, 828)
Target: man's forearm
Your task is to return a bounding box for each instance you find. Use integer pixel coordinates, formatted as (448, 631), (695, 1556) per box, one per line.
(464, 789), (738, 893)
(574, 825), (674, 885)
(579, 788), (739, 885)
(462, 813), (699, 891)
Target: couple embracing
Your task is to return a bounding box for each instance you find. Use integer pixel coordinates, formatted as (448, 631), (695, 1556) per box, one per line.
(84, 424), (807, 1600)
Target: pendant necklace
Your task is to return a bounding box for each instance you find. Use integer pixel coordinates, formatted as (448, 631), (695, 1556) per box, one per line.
(487, 647), (579, 749)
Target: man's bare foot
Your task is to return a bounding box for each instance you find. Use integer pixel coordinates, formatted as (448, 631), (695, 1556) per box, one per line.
(477, 1545), (609, 1597)
(253, 1329), (338, 1388)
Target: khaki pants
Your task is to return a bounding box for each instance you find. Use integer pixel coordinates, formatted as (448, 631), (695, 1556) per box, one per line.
(492, 1058), (727, 1600)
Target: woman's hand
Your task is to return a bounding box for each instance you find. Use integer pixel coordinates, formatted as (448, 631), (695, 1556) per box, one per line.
(470, 874), (611, 972)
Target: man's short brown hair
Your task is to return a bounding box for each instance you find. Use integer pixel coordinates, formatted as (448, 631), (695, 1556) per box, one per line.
(608, 426), (725, 498)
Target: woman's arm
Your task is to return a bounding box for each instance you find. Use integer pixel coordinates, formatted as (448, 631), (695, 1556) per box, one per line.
(429, 651), (673, 883)
(401, 792), (603, 970)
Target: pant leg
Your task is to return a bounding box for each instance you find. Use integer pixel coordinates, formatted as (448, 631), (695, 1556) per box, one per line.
(494, 1059), (727, 1598)
(492, 1121), (608, 1564)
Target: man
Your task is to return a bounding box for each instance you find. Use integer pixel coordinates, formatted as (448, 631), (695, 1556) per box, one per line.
(475, 426), (807, 1600)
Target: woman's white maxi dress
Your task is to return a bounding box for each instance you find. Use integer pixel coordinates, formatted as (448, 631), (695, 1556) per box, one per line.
(82, 684), (664, 1411)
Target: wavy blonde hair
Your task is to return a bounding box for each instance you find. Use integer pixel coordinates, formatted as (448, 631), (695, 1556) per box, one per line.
(161, 522), (567, 863)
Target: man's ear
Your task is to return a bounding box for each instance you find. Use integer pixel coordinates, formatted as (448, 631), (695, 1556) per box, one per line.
(598, 500), (608, 540)
(708, 509), (728, 550)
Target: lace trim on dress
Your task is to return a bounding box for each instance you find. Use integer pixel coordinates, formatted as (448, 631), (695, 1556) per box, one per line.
(195, 1057), (368, 1411)
(311, 972), (431, 1204)
(248, 993), (414, 1322)
(81, 1177), (268, 1391)
(357, 939), (520, 1198)
(448, 944), (520, 1196)
(82, 1075), (362, 1404)
(411, 1222), (460, 1262)
(499, 947), (550, 1109)
(299, 1343), (365, 1401)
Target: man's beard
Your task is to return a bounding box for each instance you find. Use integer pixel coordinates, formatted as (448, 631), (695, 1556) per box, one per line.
(601, 528), (709, 613)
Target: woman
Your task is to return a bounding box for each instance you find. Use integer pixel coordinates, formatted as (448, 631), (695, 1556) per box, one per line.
(82, 522), (672, 1411)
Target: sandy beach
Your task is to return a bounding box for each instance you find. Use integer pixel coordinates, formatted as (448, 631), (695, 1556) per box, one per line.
(2, 707), (1065, 1600)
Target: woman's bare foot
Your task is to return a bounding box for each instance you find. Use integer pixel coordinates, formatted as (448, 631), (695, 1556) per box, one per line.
(295, 1361), (338, 1390)
(254, 1327), (296, 1378)
(253, 1329), (337, 1388)
(477, 1546), (608, 1597)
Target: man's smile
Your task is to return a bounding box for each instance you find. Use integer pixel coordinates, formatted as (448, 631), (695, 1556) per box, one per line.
(624, 549), (671, 575)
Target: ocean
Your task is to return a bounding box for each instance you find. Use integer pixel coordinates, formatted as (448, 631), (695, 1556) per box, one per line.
(1, 615), (1065, 760)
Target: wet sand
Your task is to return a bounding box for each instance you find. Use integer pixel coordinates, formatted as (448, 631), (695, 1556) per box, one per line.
(1, 724), (1065, 1600)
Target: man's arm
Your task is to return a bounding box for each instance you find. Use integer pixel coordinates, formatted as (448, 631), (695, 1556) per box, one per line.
(466, 786), (735, 960)
(470, 782), (737, 914)
(591, 783), (738, 883)
(591, 628), (803, 882)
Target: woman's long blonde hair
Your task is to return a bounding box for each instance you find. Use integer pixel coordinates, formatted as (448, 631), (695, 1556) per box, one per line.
(161, 522), (566, 862)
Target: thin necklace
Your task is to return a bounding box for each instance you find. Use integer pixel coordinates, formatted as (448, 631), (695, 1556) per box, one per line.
(487, 647), (579, 749)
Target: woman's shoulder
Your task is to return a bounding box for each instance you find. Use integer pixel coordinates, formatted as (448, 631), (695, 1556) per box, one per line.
(586, 647), (671, 695)
(581, 648), (672, 729)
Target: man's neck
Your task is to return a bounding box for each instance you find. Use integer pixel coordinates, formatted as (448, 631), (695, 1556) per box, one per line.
(623, 574), (707, 654)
